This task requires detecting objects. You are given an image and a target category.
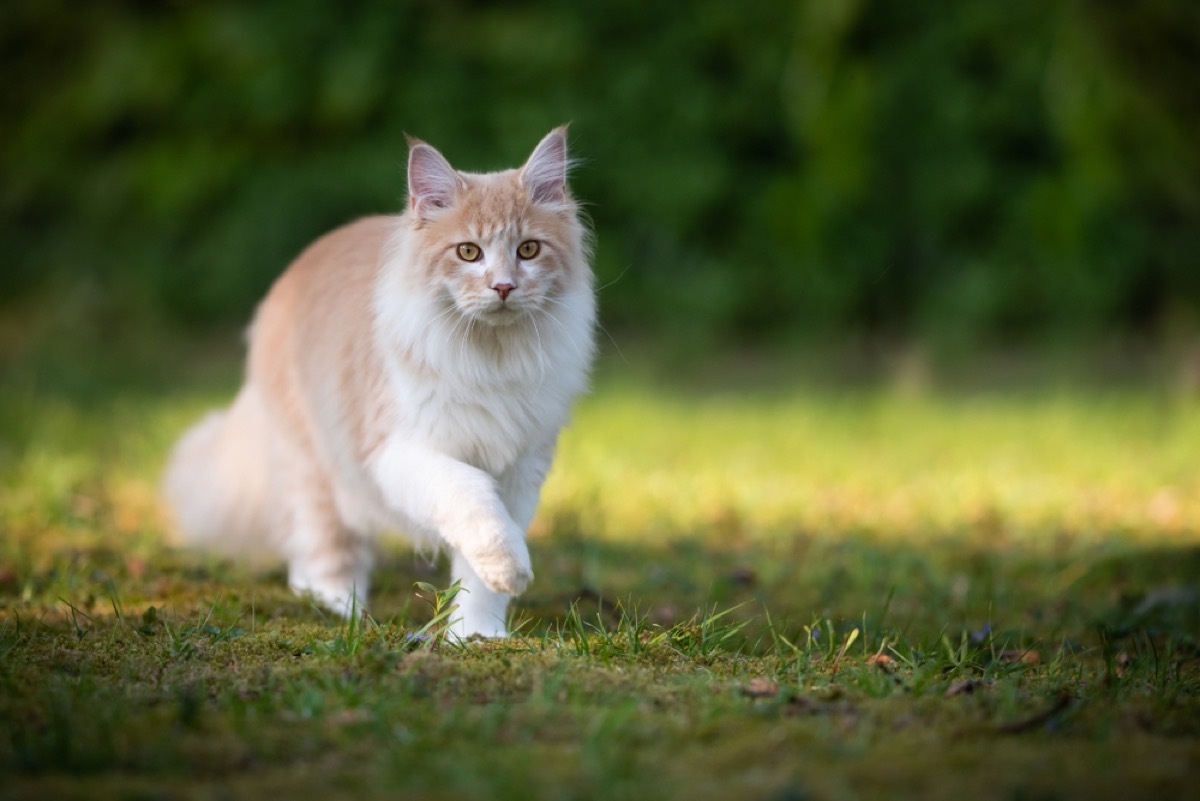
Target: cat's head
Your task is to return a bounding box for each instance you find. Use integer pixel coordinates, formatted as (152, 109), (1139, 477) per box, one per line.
(404, 128), (589, 327)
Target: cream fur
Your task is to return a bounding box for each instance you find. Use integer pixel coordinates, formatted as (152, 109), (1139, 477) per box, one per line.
(162, 129), (595, 637)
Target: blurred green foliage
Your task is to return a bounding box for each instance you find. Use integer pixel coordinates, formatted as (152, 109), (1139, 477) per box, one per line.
(2, 0), (1198, 346)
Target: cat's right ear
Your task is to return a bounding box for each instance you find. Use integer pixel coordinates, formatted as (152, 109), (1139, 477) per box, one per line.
(521, 127), (570, 205)
(407, 137), (461, 217)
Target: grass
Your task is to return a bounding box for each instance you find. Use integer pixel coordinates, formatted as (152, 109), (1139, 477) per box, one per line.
(1, 340), (1198, 800)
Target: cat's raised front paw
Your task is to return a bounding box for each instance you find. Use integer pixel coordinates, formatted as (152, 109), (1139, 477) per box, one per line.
(469, 540), (533, 596)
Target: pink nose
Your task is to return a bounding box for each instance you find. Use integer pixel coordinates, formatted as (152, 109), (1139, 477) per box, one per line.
(493, 283), (516, 301)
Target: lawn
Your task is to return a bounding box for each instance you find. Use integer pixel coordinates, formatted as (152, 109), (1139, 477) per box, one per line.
(1, 343), (1198, 800)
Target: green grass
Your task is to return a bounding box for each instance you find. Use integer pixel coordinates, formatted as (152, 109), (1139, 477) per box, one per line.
(1, 344), (1198, 800)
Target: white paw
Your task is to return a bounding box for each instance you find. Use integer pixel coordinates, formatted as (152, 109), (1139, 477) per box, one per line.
(467, 531), (533, 597)
(289, 574), (368, 619)
(447, 614), (508, 640)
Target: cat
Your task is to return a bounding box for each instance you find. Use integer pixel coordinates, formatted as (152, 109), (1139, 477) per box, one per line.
(162, 128), (595, 638)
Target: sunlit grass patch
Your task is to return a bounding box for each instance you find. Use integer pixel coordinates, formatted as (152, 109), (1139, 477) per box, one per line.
(544, 378), (1200, 548)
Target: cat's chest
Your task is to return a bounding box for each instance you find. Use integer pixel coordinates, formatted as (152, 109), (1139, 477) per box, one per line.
(393, 370), (562, 475)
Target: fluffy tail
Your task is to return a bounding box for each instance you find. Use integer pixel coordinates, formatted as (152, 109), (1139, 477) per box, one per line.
(162, 385), (276, 559)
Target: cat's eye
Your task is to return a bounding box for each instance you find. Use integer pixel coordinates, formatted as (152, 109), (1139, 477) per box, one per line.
(517, 240), (540, 259)
(456, 243), (482, 262)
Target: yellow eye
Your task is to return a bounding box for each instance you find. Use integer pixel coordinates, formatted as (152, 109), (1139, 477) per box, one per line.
(517, 240), (540, 259)
(456, 243), (481, 262)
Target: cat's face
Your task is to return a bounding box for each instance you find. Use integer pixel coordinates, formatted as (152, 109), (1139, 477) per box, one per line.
(412, 173), (581, 326)
(406, 129), (586, 328)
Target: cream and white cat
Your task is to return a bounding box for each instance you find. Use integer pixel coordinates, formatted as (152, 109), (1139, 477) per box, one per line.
(162, 128), (595, 637)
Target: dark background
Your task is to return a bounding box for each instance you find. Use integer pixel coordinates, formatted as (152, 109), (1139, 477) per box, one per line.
(3, 0), (1198, 359)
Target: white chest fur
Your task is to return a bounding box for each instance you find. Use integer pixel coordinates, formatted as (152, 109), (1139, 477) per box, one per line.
(379, 307), (591, 477)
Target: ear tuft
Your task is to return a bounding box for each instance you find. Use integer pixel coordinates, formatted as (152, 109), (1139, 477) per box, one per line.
(520, 126), (570, 205)
(407, 141), (460, 215)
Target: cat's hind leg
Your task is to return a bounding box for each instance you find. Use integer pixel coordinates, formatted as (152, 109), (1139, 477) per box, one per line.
(283, 463), (372, 617)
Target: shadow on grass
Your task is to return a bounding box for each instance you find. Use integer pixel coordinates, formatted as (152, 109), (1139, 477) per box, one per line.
(360, 525), (1200, 654)
(3, 521), (1198, 652)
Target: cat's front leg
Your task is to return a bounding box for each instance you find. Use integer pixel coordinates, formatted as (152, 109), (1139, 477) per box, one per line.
(498, 434), (559, 534)
(438, 438), (558, 638)
(372, 440), (533, 597)
(447, 550), (511, 638)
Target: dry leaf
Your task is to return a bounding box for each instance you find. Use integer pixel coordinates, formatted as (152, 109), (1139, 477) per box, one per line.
(999, 649), (1040, 666)
(741, 677), (779, 698)
(326, 709), (372, 726)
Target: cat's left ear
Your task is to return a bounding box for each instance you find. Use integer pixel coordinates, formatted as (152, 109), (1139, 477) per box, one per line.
(520, 126), (570, 205)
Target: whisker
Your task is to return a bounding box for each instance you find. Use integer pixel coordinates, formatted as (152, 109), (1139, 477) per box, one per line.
(547, 294), (626, 366)
(458, 314), (475, 372)
(594, 263), (633, 294)
(528, 314), (549, 387)
(595, 321), (629, 365)
(431, 303), (470, 370)
(538, 306), (588, 366)
(540, 296), (610, 365)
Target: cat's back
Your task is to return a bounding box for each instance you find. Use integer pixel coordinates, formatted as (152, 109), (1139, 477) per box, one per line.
(256, 214), (395, 334)
(248, 215), (397, 424)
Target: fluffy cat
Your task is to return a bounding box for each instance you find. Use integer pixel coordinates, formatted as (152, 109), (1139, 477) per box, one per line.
(162, 128), (595, 637)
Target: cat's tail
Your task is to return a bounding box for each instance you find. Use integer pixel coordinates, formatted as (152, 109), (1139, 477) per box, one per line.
(162, 384), (277, 559)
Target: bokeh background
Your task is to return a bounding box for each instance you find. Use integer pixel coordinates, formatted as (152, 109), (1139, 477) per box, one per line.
(2, 0), (1199, 363)
(3, 11), (1200, 790)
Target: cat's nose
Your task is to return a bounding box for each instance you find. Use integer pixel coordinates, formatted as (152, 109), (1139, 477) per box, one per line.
(492, 283), (516, 301)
